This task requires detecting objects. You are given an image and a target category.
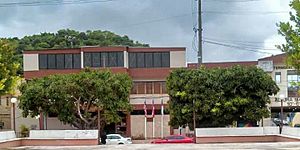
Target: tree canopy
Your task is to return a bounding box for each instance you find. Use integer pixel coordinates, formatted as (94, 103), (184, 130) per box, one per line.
(18, 69), (132, 129)
(0, 40), (20, 96)
(2, 29), (149, 75)
(167, 66), (279, 128)
(277, 0), (300, 71)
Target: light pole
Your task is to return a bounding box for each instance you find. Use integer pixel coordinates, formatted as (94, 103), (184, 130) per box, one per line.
(193, 99), (196, 143)
(279, 94), (285, 134)
(11, 97), (17, 133)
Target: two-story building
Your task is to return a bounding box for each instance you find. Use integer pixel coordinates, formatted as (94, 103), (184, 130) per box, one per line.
(21, 46), (186, 139)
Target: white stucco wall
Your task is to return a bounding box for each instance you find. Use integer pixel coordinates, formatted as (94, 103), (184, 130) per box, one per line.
(282, 126), (300, 137)
(29, 130), (98, 139)
(196, 127), (279, 137)
(170, 51), (186, 68)
(0, 131), (16, 141)
(23, 54), (39, 71)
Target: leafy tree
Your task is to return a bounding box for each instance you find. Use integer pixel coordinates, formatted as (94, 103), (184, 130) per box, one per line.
(2, 29), (149, 75)
(277, 0), (300, 71)
(18, 69), (132, 130)
(0, 40), (20, 96)
(167, 66), (279, 128)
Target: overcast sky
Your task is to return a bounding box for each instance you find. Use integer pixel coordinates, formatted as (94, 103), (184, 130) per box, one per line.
(0, 0), (292, 63)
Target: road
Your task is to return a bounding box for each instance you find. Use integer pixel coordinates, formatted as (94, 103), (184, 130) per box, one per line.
(12, 142), (300, 150)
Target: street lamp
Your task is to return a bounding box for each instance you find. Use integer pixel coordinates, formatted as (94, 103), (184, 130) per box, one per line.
(279, 94), (285, 134)
(11, 97), (17, 133)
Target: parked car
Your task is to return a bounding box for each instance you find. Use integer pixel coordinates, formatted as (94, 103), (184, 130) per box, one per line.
(105, 134), (132, 145)
(151, 135), (194, 144)
(294, 124), (300, 127)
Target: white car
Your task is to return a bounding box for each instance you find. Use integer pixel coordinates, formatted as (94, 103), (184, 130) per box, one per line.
(106, 134), (132, 145)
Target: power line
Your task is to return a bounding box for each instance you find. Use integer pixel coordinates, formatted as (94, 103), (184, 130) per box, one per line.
(204, 37), (279, 50)
(202, 11), (289, 15)
(203, 0), (269, 2)
(0, 0), (118, 7)
(203, 40), (276, 54)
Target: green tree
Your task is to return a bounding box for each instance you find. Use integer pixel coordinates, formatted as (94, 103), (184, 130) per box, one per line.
(18, 69), (132, 130)
(0, 40), (20, 96)
(277, 0), (300, 71)
(167, 66), (279, 128)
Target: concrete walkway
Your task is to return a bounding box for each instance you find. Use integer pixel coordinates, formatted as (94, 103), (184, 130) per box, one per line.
(12, 142), (300, 150)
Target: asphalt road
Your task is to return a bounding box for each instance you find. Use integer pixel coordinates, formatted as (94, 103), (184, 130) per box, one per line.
(12, 142), (300, 150)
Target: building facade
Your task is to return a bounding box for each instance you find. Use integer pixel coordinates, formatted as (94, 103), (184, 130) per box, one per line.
(22, 46), (186, 139)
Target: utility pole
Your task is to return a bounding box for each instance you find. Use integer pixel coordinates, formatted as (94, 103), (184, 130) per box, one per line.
(197, 0), (202, 66)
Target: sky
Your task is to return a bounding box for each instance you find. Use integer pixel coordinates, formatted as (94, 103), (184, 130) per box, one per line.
(0, 0), (292, 63)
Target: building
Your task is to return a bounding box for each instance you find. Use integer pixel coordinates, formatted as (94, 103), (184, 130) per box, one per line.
(189, 53), (300, 127)
(0, 95), (12, 130)
(22, 46), (186, 139)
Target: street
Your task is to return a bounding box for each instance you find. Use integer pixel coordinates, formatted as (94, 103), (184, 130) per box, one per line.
(13, 142), (300, 150)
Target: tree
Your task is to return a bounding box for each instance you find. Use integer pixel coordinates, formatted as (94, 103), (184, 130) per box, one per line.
(2, 29), (149, 75)
(167, 66), (279, 128)
(277, 0), (300, 71)
(0, 40), (20, 96)
(18, 69), (132, 130)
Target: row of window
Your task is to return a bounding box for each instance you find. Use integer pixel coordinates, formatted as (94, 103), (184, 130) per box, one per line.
(39, 54), (81, 69)
(131, 81), (167, 94)
(129, 52), (170, 68)
(39, 52), (171, 69)
(84, 52), (124, 68)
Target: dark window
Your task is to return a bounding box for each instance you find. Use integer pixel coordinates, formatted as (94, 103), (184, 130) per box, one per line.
(129, 52), (170, 68)
(47, 54), (56, 69)
(101, 52), (108, 67)
(131, 82), (138, 94)
(153, 53), (162, 67)
(162, 82), (167, 94)
(73, 54), (81, 69)
(108, 52), (117, 67)
(92, 53), (101, 67)
(39, 54), (48, 69)
(137, 53), (145, 68)
(161, 52), (170, 67)
(145, 53), (153, 68)
(56, 54), (65, 69)
(137, 82), (145, 94)
(84, 53), (92, 67)
(129, 53), (137, 68)
(64, 54), (73, 69)
(117, 52), (124, 67)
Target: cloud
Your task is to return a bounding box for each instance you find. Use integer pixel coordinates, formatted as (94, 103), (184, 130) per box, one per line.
(0, 0), (293, 63)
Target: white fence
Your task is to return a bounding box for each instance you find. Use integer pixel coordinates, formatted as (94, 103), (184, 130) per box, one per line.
(0, 131), (16, 141)
(282, 127), (300, 137)
(29, 130), (98, 139)
(196, 127), (279, 137)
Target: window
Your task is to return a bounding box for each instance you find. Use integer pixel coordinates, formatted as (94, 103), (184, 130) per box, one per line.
(275, 72), (281, 84)
(39, 54), (48, 69)
(39, 54), (81, 69)
(73, 54), (81, 69)
(84, 52), (123, 67)
(47, 54), (56, 69)
(153, 53), (162, 67)
(145, 53), (153, 68)
(137, 53), (145, 68)
(129, 53), (137, 68)
(92, 53), (101, 67)
(108, 136), (121, 139)
(84, 53), (92, 67)
(128, 52), (170, 68)
(161, 52), (170, 67)
(64, 54), (73, 69)
(131, 81), (167, 94)
(56, 54), (65, 69)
